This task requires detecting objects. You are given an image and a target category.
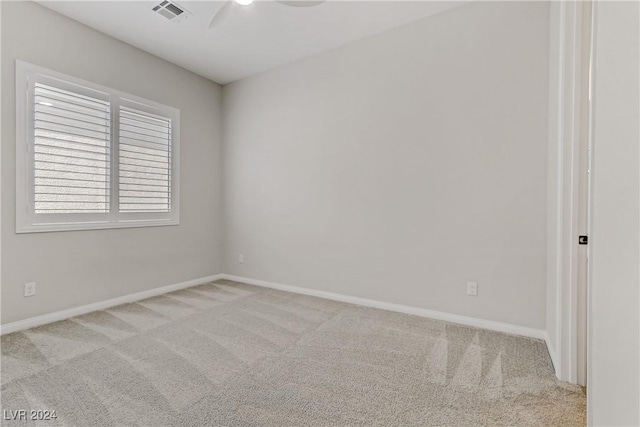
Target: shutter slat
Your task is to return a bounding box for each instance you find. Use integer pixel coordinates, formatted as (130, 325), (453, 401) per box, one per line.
(119, 210), (171, 213)
(36, 202), (109, 210)
(120, 150), (168, 163)
(120, 143), (169, 158)
(36, 103), (111, 125)
(36, 169), (108, 179)
(120, 183), (169, 192)
(120, 152), (169, 166)
(120, 117), (169, 134)
(120, 137), (169, 152)
(35, 86), (108, 110)
(121, 190), (168, 195)
(120, 162), (168, 173)
(120, 123), (169, 140)
(120, 107), (170, 125)
(119, 155), (169, 167)
(34, 83), (110, 214)
(36, 120), (110, 140)
(36, 186), (109, 196)
(36, 194), (109, 203)
(120, 205), (169, 212)
(36, 111), (110, 133)
(36, 160), (108, 175)
(119, 133), (169, 147)
(35, 177), (110, 186)
(120, 190), (169, 196)
(120, 177), (171, 186)
(36, 130), (108, 147)
(35, 95), (109, 118)
(35, 134), (109, 154)
(118, 171), (170, 180)
(36, 209), (108, 213)
(35, 142), (108, 158)
(35, 151), (109, 166)
(120, 200), (169, 204)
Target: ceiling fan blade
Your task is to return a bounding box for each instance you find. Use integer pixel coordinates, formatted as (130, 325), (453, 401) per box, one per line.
(208, 1), (233, 29)
(276, 0), (327, 7)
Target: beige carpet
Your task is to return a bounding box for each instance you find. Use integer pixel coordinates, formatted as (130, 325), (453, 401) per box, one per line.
(1, 280), (585, 426)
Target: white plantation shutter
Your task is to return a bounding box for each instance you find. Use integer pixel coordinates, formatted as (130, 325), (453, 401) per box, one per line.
(33, 83), (111, 214)
(118, 106), (172, 213)
(17, 61), (180, 233)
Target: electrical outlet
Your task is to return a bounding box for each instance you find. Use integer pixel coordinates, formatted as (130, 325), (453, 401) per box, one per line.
(467, 282), (478, 296)
(239, 254), (244, 263)
(24, 282), (36, 297)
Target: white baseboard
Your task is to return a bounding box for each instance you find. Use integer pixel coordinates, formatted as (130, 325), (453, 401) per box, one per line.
(0, 274), (223, 335)
(221, 274), (547, 341)
(544, 333), (560, 379)
(1, 272), (548, 344)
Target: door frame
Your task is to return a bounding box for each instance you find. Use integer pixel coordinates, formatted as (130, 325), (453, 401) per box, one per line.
(546, 0), (592, 385)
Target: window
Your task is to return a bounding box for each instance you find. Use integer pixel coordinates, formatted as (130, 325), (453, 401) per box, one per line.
(16, 61), (180, 232)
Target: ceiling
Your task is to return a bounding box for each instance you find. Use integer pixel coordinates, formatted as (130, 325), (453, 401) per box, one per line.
(38, 1), (465, 85)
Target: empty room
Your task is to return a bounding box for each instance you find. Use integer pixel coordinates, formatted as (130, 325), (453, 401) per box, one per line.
(0, 0), (638, 426)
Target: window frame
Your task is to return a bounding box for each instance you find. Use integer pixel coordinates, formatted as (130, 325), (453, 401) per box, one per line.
(16, 60), (180, 233)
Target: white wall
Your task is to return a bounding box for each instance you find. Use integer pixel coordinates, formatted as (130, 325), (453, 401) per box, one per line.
(1, 1), (224, 324)
(223, 1), (550, 329)
(588, 1), (640, 425)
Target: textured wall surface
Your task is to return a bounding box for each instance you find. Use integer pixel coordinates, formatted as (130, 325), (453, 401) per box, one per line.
(1, 1), (224, 324)
(222, 2), (550, 329)
(589, 1), (640, 424)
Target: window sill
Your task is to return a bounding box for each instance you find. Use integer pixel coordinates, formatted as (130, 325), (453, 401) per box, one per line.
(16, 218), (180, 234)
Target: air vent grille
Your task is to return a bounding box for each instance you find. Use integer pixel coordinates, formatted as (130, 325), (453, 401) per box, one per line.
(165, 4), (184, 16)
(152, 1), (190, 22)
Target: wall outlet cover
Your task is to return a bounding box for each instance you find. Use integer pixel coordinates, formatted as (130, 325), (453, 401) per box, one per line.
(467, 281), (478, 296)
(24, 282), (36, 297)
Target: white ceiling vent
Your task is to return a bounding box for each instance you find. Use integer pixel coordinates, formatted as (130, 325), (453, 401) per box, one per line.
(152, 1), (191, 23)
